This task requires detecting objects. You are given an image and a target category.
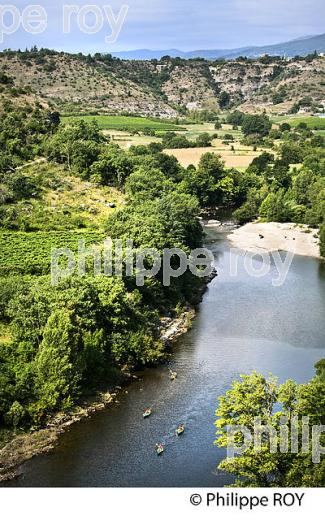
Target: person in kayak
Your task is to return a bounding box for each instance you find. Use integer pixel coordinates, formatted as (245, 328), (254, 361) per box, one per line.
(169, 369), (177, 380)
(155, 443), (164, 455)
(143, 408), (152, 418)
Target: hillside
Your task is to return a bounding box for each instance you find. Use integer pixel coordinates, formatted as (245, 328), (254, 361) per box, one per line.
(1, 48), (325, 117)
(0, 50), (178, 119)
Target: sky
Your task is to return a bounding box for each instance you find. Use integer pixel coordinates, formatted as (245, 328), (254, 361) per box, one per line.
(0, 0), (325, 53)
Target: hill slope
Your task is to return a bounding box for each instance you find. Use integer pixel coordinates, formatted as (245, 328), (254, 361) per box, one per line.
(1, 48), (325, 117)
(0, 51), (178, 118)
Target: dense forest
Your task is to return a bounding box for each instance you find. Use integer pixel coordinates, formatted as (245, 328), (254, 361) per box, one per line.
(0, 116), (205, 431)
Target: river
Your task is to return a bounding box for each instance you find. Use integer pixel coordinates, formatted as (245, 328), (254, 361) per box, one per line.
(6, 223), (325, 487)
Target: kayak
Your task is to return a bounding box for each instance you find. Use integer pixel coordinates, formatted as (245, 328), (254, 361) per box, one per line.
(155, 443), (164, 455)
(176, 425), (185, 436)
(143, 408), (152, 418)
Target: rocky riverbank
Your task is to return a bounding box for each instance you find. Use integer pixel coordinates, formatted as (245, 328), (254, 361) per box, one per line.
(0, 388), (123, 483)
(0, 269), (217, 484)
(160, 268), (218, 345)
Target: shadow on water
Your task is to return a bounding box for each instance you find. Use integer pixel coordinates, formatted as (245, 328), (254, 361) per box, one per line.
(5, 221), (325, 487)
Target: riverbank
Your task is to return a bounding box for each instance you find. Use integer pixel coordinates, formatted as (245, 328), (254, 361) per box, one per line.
(227, 222), (321, 259)
(0, 388), (122, 483)
(0, 270), (217, 483)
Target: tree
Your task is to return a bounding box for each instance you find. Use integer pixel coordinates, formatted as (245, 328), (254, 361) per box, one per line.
(259, 189), (297, 222)
(125, 167), (174, 200)
(215, 364), (325, 487)
(227, 111), (245, 126)
(34, 309), (80, 416)
(219, 91), (231, 109)
(71, 140), (101, 177)
(280, 122), (291, 132)
(198, 153), (225, 181)
(293, 169), (316, 205)
(131, 150), (182, 182)
(248, 152), (274, 174)
(46, 111), (61, 132)
(108, 191), (202, 251)
(183, 153), (226, 206)
(272, 91), (285, 105)
(304, 178), (325, 227)
(195, 132), (212, 147)
(242, 114), (272, 138)
(46, 120), (104, 173)
(0, 72), (14, 85)
(161, 132), (195, 149)
(5, 401), (25, 428)
(280, 143), (303, 166)
(215, 372), (281, 487)
(297, 122), (308, 131)
(0, 103), (54, 171)
(90, 144), (133, 186)
(315, 359), (325, 379)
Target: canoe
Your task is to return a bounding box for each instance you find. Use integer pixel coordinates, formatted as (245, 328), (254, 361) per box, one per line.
(176, 426), (185, 436)
(156, 444), (164, 455)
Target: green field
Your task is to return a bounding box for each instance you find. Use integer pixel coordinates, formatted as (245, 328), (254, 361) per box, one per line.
(62, 115), (185, 132)
(272, 115), (325, 130)
(0, 230), (105, 276)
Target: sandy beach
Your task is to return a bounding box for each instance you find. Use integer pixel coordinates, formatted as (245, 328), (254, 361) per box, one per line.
(227, 222), (321, 259)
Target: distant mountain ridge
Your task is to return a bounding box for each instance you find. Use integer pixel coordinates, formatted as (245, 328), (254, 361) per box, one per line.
(112, 33), (325, 60)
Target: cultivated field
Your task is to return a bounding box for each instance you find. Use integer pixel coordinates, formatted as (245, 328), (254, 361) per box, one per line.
(272, 115), (325, 130)
(182, 122), (242, 140)
(0, 230), (105, 276)
(63, 117), (263, 170)
(164, 146), (261, 169)
(62, 115), (184, 132)
(163, 125), (262, 169)
(104, 130), (163, 148)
